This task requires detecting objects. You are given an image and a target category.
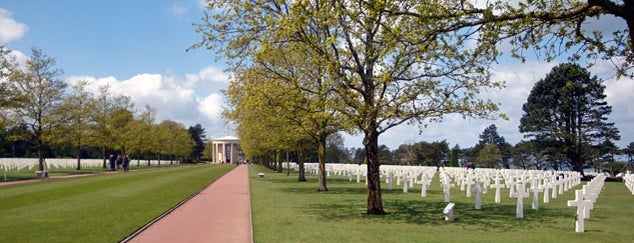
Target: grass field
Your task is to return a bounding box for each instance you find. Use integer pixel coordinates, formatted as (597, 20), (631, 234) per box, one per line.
(0, 164), (234, 242)
(249, 165), (634, 243)
(2, 164), (633, 242)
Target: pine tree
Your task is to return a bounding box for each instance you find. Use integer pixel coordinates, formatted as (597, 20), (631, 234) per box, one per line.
(519, 63), (620, 174)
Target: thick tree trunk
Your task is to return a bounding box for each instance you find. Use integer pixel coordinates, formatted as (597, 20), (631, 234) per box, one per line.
(36, 128), (45, 173)
(297, 141), (306, 182)
(364, 130), (385, 215)
(317, 135), (328, 192)
(76, 144), (81, 170)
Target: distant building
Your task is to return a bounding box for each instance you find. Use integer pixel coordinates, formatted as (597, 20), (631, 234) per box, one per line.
(210, 136), (242, 164)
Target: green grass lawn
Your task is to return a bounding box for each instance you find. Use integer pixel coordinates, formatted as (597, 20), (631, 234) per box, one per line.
(249, 165), (634, 243)
(3, 164), (632, 243)
(1, 163), (179, 182)
(0, 164), (234, 243)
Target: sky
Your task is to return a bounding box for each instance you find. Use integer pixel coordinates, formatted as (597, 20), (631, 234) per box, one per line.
(1, 1), (633, 151)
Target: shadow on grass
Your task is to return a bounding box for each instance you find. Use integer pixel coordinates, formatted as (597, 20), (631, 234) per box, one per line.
(302, 198), (576, 232)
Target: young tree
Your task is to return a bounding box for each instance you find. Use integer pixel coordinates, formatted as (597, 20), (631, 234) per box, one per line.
(55, 79), (94, 170)
(0, 45), (18, 128)
(474, 124), (513, 168)
(194, 0), (504, 215)
(6, 47), (67, 173)
(225, 42), (349, 191)
(126, 105), (157, 164)
(91, 85), (133, 167)
(519, 63), (620, 174)
(476, 143), (502, 168)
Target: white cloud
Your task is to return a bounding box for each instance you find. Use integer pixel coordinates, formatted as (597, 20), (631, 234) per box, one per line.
(168, 4), (187, 17)
(0, 8), (28, 43)
(67, 66), (229, 136)
(198, 93), (224, 121)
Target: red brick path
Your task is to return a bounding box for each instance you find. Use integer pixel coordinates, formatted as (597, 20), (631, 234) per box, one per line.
(126, 164), (253, 243)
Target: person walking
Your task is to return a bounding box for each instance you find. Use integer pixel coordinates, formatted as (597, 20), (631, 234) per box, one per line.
(123, 155), (130, 172)
(115, 155), (123, 171)
(108, 154), (116, 171)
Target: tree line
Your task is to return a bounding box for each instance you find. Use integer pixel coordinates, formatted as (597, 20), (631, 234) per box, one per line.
(0, 46), (207, 171)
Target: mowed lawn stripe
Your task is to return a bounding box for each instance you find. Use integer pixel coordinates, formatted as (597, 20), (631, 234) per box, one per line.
(0, 164), (234, 243)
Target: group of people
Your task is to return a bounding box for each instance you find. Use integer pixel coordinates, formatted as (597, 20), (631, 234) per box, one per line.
(108, 154), (131, 172)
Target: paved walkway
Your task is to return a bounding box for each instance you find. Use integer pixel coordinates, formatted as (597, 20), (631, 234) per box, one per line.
(125, 164), (253, 243)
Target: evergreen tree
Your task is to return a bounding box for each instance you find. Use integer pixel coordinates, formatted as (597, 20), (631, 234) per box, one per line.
(474, 124), (513, 168)
(519, 63), (620, 174)
(188, 124), (206, 163)
(449, 145), (460, 167)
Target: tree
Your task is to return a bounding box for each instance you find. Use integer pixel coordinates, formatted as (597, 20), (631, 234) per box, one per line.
(155, 120), (193, 164)
(519, 63), (620, 174)
(325, 133), (348, 163)
(126, 105), (157, 164)
(55, 79), (94, 170)
(476, 143), (502, 168)
(91, 85), (133, 168)
(474, 124), (513, 168)
(513, 140), (550, 170)
(6, 47), (67, 173)
(225, 41), (349, 191)
(188, 124), (207, 163)
(623, 142), (634, 167)
(194, 0), (504, 215)
(0, 45), (18, 128)
(449, 145), (460, 167)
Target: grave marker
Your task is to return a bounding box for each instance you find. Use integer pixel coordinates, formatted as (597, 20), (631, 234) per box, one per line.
(567, 189), (593, 233)
(511, 183), (529, 219)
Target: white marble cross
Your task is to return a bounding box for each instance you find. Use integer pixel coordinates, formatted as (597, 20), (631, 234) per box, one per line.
(441, 177), (455, 203)
(464, 174), (475, 198)
(472, 179), (483, 210)
(567, 189), (593, 233)
(541, 177), (553, 203)
(402, 173), (409, 193)
(417, 174), (430, 197)
(490, 174), (505, 203)
(528, 178), (544, 210)
(558, 175), (565, 195)
(511, 183), (529, 219)
(387, 172), (394, 190)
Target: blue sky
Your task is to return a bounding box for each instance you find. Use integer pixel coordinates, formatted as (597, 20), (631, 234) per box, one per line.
(1, 1), (633, 151)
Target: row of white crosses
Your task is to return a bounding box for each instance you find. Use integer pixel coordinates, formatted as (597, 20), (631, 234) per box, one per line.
(567, 173), (606, 233)
(440, 167), (582, 219)
(301, 163), (608, 233)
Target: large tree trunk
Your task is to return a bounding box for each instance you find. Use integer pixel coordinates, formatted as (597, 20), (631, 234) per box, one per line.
(364, 129), (385, 215)
(36, 127), (45, 173)
(317, 134), (328, 192)
(75, 144), (81, 170)
(297, 141), (306, 182)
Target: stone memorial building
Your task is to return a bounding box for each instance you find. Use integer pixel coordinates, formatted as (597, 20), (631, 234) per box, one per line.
(210, 136), (242, 164)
